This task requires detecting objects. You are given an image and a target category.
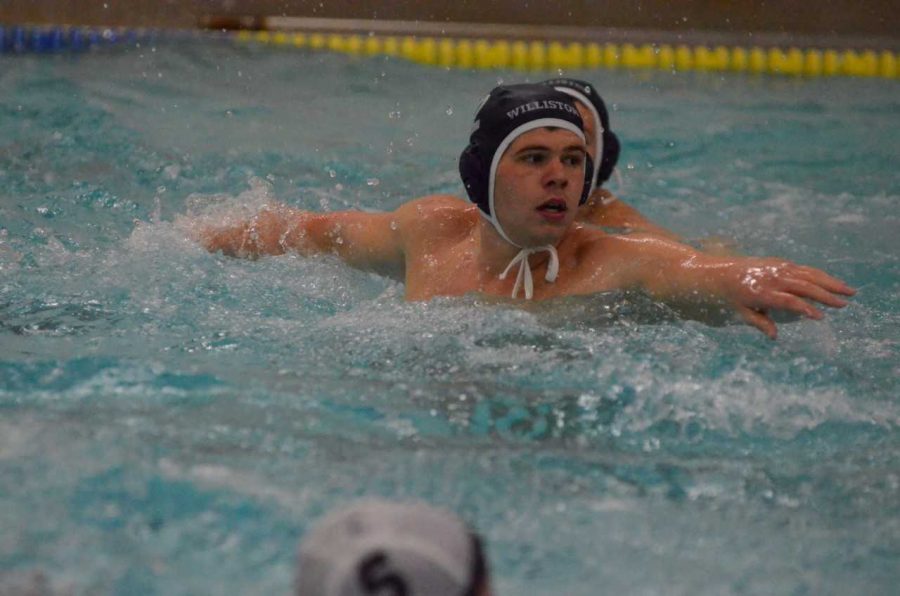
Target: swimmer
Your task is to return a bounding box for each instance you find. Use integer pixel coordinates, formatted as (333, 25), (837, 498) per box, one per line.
(295, 499), (492, 596)
(541, 77), (680, 240)
(544, 77), (735, 253)
(197, 83), (855, 338)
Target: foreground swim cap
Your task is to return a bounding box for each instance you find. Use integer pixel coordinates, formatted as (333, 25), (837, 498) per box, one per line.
(459, 83), (593, 228)
(295, 499), (488, 596)
(542, 78), (620, 193)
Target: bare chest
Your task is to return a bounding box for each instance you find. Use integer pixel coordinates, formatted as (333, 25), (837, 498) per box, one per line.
(403, 241), (623, 301)
(403, 238), (482, 300)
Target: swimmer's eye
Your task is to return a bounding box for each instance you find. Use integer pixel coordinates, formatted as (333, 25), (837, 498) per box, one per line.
(561, 153), (585, 167)
(517, 151), (549, 165)
(516, 151), (584, 167)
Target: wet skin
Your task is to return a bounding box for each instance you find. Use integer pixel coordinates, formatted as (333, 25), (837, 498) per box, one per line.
(571, 101), (683, 240)
(195, 127), (855, 338)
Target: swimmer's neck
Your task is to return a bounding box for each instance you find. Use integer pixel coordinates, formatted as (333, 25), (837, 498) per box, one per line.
(475, 217), (554, 276)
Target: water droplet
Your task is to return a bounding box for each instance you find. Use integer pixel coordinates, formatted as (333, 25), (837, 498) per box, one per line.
(445, 106), (454, 116)
(366, 178), (380, 187)
(389, 220), (398, 230)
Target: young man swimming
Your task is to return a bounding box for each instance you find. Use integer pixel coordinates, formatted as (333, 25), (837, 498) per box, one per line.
(198, 84), (854, 339)
(541, 77), (680, 240)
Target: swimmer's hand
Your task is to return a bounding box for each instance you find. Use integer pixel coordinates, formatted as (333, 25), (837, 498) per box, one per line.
(196, 207), (297, 258)
(718, 258), (856, 339)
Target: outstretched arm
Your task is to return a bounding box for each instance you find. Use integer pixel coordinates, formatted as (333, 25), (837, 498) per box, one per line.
(197, 203), (407, 277)
(605, 234), (856, 338)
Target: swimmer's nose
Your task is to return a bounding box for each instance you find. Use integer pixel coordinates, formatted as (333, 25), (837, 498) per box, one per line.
(542, 157), (568, 188)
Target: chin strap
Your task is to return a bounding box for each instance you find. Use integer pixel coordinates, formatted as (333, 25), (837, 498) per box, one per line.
(499, 245), (560, 299)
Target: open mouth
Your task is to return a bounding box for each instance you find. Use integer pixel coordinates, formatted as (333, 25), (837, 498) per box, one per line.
(537, 198), (568, 213)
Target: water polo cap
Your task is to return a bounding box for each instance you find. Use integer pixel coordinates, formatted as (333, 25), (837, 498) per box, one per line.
(542, 78), (620, 194)
(459, 83), (592, 225)
(458, 84), (592, 299)
(295, 499), (488, 596)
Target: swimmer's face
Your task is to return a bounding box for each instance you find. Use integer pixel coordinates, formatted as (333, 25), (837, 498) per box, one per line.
(575, 101), (598, 152)
(493, 127), (587, 246)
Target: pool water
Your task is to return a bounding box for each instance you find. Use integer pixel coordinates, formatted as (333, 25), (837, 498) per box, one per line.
(1, 38), (899, 595)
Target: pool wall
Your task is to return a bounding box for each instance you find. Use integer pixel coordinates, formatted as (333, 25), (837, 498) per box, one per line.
(2, 0), (898, 39)
(2, 2), (898, 77)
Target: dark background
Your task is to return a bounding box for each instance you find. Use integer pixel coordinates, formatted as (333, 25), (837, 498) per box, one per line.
(1, 0), (897, 39)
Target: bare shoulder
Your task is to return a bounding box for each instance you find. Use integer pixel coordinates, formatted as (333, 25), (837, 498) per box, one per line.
(394, 194), (477, 236)
(577, 190), (639, 224)
(395, 194), (471, 215)
(568, 225), (690, 262)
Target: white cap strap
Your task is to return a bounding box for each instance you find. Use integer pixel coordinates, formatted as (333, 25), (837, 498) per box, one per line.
(499, 245), (560, 299)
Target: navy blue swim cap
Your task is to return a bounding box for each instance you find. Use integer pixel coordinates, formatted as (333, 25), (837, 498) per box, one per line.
(458, 84), (593, 226)
(542, 78), (620, 193)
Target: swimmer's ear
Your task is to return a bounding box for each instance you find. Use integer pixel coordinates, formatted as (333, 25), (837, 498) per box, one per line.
(597, 131), (620, 186)
(580, 158), (594, 205)
(459, 143), (490, 215)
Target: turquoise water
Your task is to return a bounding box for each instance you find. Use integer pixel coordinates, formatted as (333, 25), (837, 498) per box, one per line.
(1, 39), (899, 595)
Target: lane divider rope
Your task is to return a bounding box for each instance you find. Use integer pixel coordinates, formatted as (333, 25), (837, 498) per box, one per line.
(2, 24), (895, 79)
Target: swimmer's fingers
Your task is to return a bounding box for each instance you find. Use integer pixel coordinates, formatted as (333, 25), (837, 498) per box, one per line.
(758, 290), (825, 320)
(737, 306), (777, 339)
(792, 265), (856, 296)
(780, 277), (849, 308)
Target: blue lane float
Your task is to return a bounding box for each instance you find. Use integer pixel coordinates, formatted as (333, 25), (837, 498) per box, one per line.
(0, 25), (163, 54)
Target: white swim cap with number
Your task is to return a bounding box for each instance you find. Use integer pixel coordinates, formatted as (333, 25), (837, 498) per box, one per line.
(295, 499), (486, 596)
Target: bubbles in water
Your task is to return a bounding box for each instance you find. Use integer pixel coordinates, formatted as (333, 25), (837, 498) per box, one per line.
(327, 169), (336, 178)
(445, 106), (454, 116)
(388, 111), (402, 120)
(366, 178), (380, 187)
